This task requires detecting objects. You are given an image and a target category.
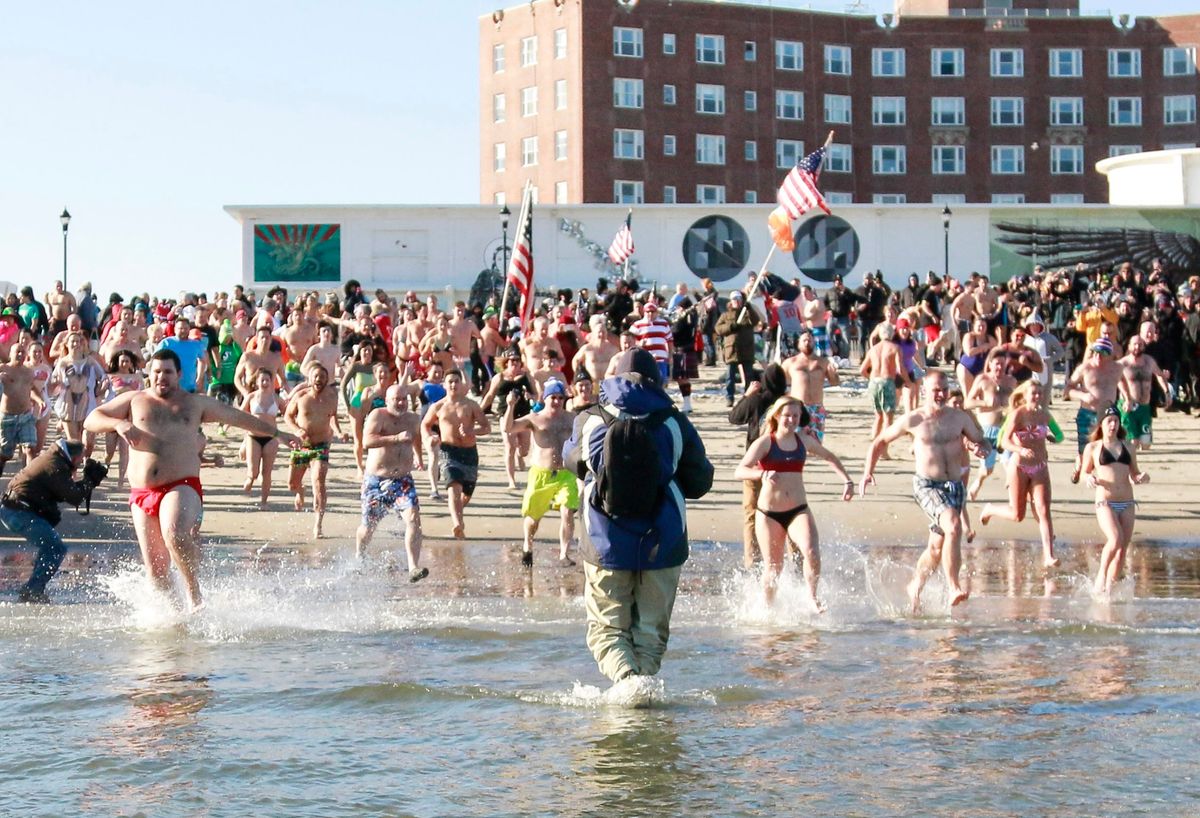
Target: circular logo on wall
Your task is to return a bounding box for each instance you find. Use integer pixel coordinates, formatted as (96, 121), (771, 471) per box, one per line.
(681, 215), (750, 282)
(791, 215), (860, 283)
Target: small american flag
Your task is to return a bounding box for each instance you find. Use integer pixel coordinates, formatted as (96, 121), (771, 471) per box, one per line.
(777, 146), (831, 219)
(506, 188), (535, 325)
(607, 211), (635, 265)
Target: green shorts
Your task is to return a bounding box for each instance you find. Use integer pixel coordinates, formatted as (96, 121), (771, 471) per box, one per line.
(869, 377), (897, 414)
(520, 465), (579, 519)
(1119, 398), (1153, 442)
(290, 441), (331, 467)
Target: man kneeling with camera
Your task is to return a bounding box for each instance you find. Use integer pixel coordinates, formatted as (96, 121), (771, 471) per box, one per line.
(1, 439), (107, 602)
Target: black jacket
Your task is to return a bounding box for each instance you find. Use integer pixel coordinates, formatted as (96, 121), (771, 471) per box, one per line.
(2, 447), (89, 526)
(728, 363), (789, 448)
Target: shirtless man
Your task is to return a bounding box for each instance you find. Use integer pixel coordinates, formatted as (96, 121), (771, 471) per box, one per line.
(421, 369), (491, 539)
(975, 278), (1002, 341)
(479, 309), (505, 381)
(861, 370), (988, 612)
(279, 310), (318, 391)
(235, 324), (287, 399)
(1065, 339), (1124, 480)
(283, 362), (347, 538)
(299, 323), (341, 384)
(0, 344), (45, 474)
(783, 330), (839, 441)
(84, 349), (297, 611)
(572, 315), (619, 384)
(356, 383), (427, 581)
(448, 301), (483, 382)
(47, 281), (77, 337)
(1118, 335), (1171, 451)
(504, 379), (577, 567)
(859, 324), (912, 446)
(231, 309), (254, 350)
(965, 353), (1015, 499)
(519, 317), (564, 374)
(948, 284), (977, 355)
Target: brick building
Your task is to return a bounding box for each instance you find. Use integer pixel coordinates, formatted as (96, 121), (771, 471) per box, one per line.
(478, 0), (1200, 206)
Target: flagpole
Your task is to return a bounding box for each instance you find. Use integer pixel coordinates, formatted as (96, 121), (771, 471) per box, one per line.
(736, 244), (777, 324)
(499, 181), (532, 328)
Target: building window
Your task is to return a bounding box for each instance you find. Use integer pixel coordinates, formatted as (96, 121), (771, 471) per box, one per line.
(873, 194), (907, 204)
(555, 130), (568, 160)
(1164, 142), (1198, 149)
(663, 33), (676, 55)
(696, 134), (726, 165)
(521, 86), (537, 117)
(521, 36), (537, 67)
(827, 143), (852, 172)
(613, 27), (643, 58)
(991, 145), (1024, 174)
(1108, 97), (1142, 126)
(932, 145), (965, 174)
(990, 48), (1023, 77)
(825, 45), (851, 75)
(992, 193), (1025, 203)
(696, 34), (725, 65)
(555, 79), (567, 111)
(931, 48), (964, 77)
(554, 28), (567, 60)
(696, 184), (726, 204)
(990, 97), (1024, 126)
(1108, 144), (1142, 157)
(872, 96), (906, 125)
(1108, 49), (1141, 77)
(745, 90), (758, 112)
(745, 41), (757, 61)
(522, 136), (538, 167)
(614, 180), (644, 204)
(613, 78), (644, 109)
(492, 93), (506, 123)
(745, 140), (758, 161)
(494, 192), (506, 206)
(776, 139), (804, 169)
(744, 191), (758, 203)
(1165, 95), (1197, 125)
(775, 89), (804, 120)
(1051, 193), (1084, 204)
(931, 97), (965, 126)
(825, 94), (852, 124)
(663, 84), (676, 105)
(872, 47), (905, 77)
(493, 143), (506, 173)
(695, 83), (726, 115)
(872, 145), (906, 174)
(1164, 46), (1197, 76)
(1050, 97), (1083, 126)
(931, 193), (966, 204)
(1051, 145), (1084, 174)
(663, 185), (677, 203)
(1050, 48), (1082, 78)
(492, 44), (505, 73)
(555, 181), (568, 203)
(613, 129), (645, 160)
(826, 192), (853, 204)
(775, 40), (804, 71)
(661, 135), (677, 157)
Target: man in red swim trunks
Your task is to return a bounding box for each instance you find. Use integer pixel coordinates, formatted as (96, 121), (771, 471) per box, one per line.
(85, 348), (299, 611)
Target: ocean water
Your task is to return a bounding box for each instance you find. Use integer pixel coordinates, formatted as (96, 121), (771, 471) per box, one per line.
(3, 536), (1200, 817)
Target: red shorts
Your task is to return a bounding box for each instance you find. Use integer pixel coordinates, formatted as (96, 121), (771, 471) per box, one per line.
(129, 476), (204, 517)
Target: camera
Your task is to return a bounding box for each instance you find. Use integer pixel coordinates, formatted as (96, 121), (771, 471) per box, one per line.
(77, 458), (109, 516)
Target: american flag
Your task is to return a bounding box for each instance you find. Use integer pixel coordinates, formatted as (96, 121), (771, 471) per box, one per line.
(777, 146), (831, 219)
(506, 187), (535, 326)
(608, 211), (635, 265)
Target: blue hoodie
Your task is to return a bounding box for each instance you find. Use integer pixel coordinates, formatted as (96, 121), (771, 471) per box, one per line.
(565, 375), (713, 571)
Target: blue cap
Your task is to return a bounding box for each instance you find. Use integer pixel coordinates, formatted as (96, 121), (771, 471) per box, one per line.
(542, 379), (567, 398)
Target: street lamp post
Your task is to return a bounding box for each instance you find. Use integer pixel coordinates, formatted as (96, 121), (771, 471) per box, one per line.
(497, 204), (511, 305)
(60, 209), (71, 292)
(941, 205), (952, 282)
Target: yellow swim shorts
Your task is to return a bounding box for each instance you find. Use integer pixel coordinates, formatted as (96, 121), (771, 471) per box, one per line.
(520, 465), (579, 519)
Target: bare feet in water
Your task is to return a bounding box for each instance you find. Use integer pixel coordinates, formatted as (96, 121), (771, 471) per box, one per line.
(949, 588), (970, 607)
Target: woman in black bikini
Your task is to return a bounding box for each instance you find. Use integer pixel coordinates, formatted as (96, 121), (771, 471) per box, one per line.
(1083, 406), (1149, 596)
(735, 396), (855, 611)
(239, 367), (287, 509)
(481, 348), (536, 489)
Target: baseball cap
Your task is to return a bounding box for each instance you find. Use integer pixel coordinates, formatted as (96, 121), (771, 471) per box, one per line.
(610, 348), (662, 387)
(542, 379), (567, 398)
(730, 291), (745, 301)
(1091, 338), (1114, 355)
(895, 317), (911, 330)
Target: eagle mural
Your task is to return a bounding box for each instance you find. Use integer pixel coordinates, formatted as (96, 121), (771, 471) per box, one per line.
(995, 221), (1200, 272)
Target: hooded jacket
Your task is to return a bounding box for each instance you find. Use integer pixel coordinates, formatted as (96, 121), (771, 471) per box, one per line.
(566, 374), (713, 572)
(2, 446), (89, 526)
(728, 363), (790, 448)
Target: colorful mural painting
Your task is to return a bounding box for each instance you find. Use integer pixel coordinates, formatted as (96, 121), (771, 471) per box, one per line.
(253, 224), (341, 282)
(989, 209), (1200, 280)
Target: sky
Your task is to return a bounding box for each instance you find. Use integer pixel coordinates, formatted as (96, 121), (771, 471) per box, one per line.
(1, 0), (1193, 299)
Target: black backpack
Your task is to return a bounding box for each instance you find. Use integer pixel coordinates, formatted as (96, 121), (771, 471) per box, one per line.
(594, 409), (673, 519)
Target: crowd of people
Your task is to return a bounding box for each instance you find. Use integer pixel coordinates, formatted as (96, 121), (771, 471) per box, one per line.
(0, 259), (1192, 685)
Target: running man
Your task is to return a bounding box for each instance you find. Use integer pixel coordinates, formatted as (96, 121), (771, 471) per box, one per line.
(0, 343), (45, 475)
(859, 323), (912, 453)
(1065, 339), (1123, 482)
(85, 349), (298, 611)
(783, 330), (839, 441)
(503, 379), (577, 568)
(284, 362), (347, 539)
(964, 352), (1015, 499)
(861, 370), (989, 613)
(356, 383), (427, 582)
(1117, 335), (1171, 451)
(421, 369), (491, 539)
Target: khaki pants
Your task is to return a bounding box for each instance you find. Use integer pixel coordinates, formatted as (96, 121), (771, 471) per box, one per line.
(742, 479), (761, 567)
(583, 562), (683, 683)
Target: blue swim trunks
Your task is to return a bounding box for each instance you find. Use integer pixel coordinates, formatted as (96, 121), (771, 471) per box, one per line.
(361, 473), (419, 526)
(1076, 407), (1098, 453)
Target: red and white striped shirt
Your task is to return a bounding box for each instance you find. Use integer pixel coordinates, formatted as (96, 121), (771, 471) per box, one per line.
(631, 316), (673, 363)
